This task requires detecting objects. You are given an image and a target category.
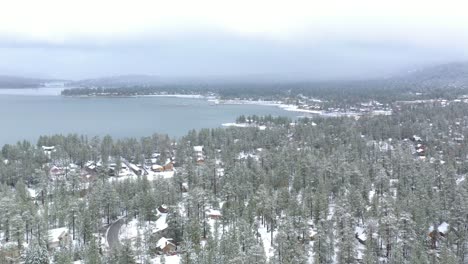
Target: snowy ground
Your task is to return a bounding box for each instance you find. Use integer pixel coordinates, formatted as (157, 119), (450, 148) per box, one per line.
(257, 222), (277, 259)
(151, 255), (180, 264)
(212, 99), (391, 117)
(119, 213), (169, 243)
(110, 170), (175, 182)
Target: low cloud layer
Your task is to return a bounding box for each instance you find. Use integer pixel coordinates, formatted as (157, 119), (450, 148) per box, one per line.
(1, 0), (468, 79)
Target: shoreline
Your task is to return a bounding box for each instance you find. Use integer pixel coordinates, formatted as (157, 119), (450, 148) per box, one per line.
(62, 94), (392, 116)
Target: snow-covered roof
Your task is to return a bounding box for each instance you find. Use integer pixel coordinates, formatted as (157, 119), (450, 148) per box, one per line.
(128, 163), (141, 171)
(438, 222), (449, 233)
(48, 227), (68, 243)
(153, 214), (168, 232)
(456, 175), (466, 185)
(41, 146), (55, 151)
(428, 222), (450, 234)
(156, 237), (175, 249)
(193, 146), (203, 152)
(355, 226), (367, 242)
(207, 209), (222, 217)
(216, 168), (225, 177)
(27, 188), (37, 198)
(309, 228), (317, 238)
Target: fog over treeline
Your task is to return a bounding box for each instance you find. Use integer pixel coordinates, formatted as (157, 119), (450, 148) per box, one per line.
(1, 34), (466, 81)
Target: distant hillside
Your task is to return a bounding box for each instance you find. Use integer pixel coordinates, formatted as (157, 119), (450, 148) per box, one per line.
(70, 73), (349, 88)
(70, 74), (166, 87)
(0, 75), (54, 88)
(396, 62), (468, 89)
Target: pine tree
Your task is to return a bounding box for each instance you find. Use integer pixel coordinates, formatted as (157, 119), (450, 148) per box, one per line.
(85, 237), (101, 264)
(24, 243), (49, 264)
(118, 240), (136, 264)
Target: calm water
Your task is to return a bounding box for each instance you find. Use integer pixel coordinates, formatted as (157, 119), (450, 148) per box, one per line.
(0, 90), (297, 145)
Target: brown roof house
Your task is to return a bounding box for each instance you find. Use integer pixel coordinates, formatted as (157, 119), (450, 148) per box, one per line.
(157, 237), (177, 254)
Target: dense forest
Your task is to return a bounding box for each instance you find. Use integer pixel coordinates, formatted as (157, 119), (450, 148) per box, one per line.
(0, 98), (467, 263)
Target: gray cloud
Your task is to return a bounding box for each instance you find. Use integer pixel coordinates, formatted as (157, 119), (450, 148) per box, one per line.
(1, 32), (465, 80)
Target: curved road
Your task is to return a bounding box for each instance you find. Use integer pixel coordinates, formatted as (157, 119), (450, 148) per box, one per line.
(107, 218), (124, 249)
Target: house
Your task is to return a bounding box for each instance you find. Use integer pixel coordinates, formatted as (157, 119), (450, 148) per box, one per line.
(193, 146), (204, 164)
(158, 204), (169, 214)
(416, 147), (425, 156)
(48, 227), (69, 249)
(49, 166), (64, 176)
(27, 188), (37, 201)
(85, 161), (97, 172)
(309, 228), (317, 241)
(156, 237), (177, 254)
(163, 162), (174, 171)
(181, 182), (189, 192)
(151, 164), (164, 172)
(128, 163), (143, 175)
(355, 226), (367, 245)
(207, 209), (222, 220)
(193, 145), (203, 154)
(428, 222), (449, 249)
(41, 146), (56, 158)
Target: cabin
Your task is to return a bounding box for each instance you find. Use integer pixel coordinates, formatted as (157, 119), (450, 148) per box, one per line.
(428, 222), (449, 249)
(355, 226), (367, 245)
(41, 146), (56, 158)
(416, 147), (425, 156)
(48, 227), (69, 249)
(207, 209), (222, 220)
(151, 164), (164, 172)
(49, 166), (64, 176)
(156, 237), (177, 254)
(193, 146), (204, 164)
(163, 162), (174, 171)
(128, 163), (143, 175)
(193, 145), (203, 154)
(158, 204), (169, 214)
(309, 229), (317, 241)
(181, 182), (189, 192)
(85, 161), (97, 173)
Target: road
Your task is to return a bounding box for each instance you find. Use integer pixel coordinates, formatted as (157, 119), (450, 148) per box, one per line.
(107, 218), (124, 249)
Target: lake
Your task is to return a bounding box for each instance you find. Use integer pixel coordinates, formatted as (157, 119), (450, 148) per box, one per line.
(0, 89), (298, 145)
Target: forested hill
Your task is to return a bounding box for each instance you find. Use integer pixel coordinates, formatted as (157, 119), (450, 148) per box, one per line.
(399, 62), (468, 88)
(69, 74), (165, 87)
(0, 75), (52, 88)
(62, 62), (468, 104)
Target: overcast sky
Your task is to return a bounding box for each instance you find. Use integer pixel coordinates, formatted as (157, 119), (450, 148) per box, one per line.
(1, 0), (468, 79)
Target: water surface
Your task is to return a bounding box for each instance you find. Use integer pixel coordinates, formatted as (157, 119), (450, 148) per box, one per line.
(0, 92), (297, 145)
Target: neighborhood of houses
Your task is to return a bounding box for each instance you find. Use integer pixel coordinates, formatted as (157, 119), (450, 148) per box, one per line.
(2, 111), (467, 264)
(1, 144), (224, 263)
